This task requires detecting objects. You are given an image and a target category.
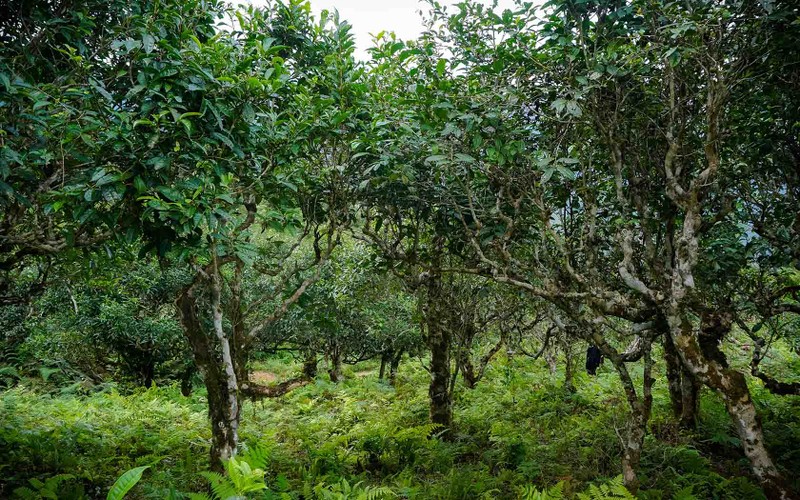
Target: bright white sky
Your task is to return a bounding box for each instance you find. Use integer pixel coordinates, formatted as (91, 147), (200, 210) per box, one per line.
(242, 0), (520, 59)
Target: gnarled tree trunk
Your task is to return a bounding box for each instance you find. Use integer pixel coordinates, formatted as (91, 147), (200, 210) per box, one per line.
(668, 311), (791, 499)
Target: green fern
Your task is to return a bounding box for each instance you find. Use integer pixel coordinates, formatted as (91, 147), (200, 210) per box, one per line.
(192, 456), (267, 500)
(520, 481), (565, 500)
(13, 474), (75, 500)
(239, 442), (271, 470)
(184, 493), (214, 500)
(576, 476), (634, 500)
(313, 478), (396, 500)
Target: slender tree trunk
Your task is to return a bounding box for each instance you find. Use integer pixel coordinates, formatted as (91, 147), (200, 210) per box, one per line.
(664, 334), (684, 419)
(177, 283), (241, 472)
(205, 365), (239, 469)
(180, 363), (194, 397)
(562, 337), (576, 393)
(545, 350), (558, 375)
(229, 260), (250, 391)
(679, 370), (701, 429)
(424, 268), (452, 431)
(621, 410), (647, 494)
(591, 332), (654, 495)
(428, 323), (452, 429)
(459, 349), (478, 389)
(142, 356), (155, 388)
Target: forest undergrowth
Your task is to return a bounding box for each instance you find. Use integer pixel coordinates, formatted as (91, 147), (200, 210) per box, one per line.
(2, 351), (798, 499)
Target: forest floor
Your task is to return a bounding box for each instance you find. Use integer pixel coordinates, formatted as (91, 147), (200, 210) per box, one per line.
(1, 351), (799, 499)
(249, 370), (279, 384)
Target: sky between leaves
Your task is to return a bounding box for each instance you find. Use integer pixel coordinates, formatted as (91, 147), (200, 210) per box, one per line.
(242, 0), (521, 59)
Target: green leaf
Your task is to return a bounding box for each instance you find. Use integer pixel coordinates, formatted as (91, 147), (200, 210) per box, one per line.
(134, 176), (147, 193)
(90, 78), (114, 102)
(550, 98), (566, 114)
(566, 101), (582, 117)
(455, 153), (476, 163)
(142, 34), (156, 54)
(425, 154), (447, 163)
(436, 59), (446, 78)
(91, 168), (108, 183)
(107, 466), (149, 500)
(279, 179), (298, 192)
(178, 112), (202, 121)
(157, 186), (182, 202)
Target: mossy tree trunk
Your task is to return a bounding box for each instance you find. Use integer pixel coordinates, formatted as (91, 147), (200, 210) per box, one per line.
(328, 343), (344, 383)
(302, 351), (318, 379)
(423, 267), (452, 431)
(389, 350), (402, 385)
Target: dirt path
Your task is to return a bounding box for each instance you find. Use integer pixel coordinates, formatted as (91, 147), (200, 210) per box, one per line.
(249, 371), (278, 384)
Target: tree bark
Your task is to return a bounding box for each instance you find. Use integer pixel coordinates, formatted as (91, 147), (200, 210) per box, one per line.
(458, 348), (477, 389)
(428, 322), (452, 429)
(621, 410), (647, 494)
(458, 338), (503, 390)
(209, 260), (240, 468)
(242, 375), (310, 398)
(180, 363), (194, 397)
(679, 369), (701, 429)
(664, 333), (683, 417)
(141, 356), (155, 388)
(545, 350), (558, 375)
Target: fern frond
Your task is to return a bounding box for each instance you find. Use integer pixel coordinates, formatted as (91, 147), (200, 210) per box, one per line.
(576, 476), (634, 500)
(12, 486), (38, 500)
(198, 471), (237, 500)
(184, 493), (214, 500)
(520, 481), (565, 500)
(361, 485), (397, 500)
(240, 442), (271, 470)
